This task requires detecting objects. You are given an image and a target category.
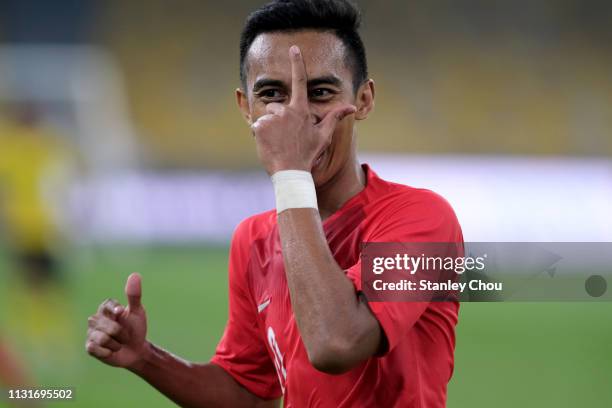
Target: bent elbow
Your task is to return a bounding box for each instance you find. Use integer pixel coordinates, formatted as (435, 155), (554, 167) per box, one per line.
(306, 338), (360, 375)
(304, 312), (382, 374)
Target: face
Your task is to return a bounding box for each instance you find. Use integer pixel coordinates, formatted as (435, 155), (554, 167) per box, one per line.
(237, 30), (375, 186)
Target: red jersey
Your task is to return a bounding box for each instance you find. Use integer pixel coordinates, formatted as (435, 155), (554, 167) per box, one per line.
(211, 164), (463, 407)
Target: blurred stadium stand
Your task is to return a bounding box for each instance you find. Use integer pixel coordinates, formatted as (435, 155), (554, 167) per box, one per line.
(92, 0), (612, 165)
(1, 0), (611, 243)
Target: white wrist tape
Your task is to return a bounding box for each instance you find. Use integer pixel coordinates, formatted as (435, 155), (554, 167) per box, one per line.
(271, 170), (318, 213)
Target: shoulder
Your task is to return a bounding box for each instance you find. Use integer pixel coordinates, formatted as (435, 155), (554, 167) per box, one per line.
(231, 209), (277, 248)
(376, 179), (458, 221)
(367, 177), (463, 241)
(227, 210), (276, 280)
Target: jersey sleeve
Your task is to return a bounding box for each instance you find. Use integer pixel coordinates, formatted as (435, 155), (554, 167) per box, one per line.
(210, 219), (282, 400)
(345, 189), (464, 353)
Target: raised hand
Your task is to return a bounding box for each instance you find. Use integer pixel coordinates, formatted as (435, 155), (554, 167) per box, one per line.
(251, 45), (356, 175)
(86, 273), (148, 370)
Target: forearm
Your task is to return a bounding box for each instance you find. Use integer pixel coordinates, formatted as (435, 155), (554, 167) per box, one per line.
(130, 342), (277, 408)
(278, 208), (381, 372)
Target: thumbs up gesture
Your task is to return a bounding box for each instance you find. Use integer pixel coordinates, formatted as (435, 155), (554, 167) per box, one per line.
(86, 273), (148, 370)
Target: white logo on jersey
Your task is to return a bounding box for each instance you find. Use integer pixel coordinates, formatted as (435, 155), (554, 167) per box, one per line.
(267, 326), (287, 393)
(258, 298), (271, 313)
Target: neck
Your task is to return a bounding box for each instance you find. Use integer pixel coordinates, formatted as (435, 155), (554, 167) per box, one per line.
(316, 154), (366, 220)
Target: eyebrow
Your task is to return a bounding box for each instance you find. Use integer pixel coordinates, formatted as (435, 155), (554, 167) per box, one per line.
(252, 75), (343, 93)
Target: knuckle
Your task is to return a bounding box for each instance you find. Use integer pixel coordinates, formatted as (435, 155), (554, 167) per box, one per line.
(97, 314), (113, 326)
(98, 299), (110, 311)
(101, 319), (117, 333)
(102, 298), (118, 308)
(99, 332), (110, 344)
(90, 330), (101, 342)
(109, 323), (121, 336)
(92, 330), (107, 342)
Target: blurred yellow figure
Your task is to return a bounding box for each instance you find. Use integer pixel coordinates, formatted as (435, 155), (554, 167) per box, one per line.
(0, 106), (71, 285)
(0, 105), (76, 372)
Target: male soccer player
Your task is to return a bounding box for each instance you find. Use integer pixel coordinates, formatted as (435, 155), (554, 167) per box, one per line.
(86, 0), (463, 406)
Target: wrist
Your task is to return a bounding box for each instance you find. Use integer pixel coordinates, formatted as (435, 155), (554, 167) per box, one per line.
(126, 341), (154, 375)
(267, 162), (310, 175)
(271, 170), (318, 214)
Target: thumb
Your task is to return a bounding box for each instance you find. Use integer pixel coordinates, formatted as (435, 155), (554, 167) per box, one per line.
(317, 104), (356, 136)
(125, 272), (142, 311)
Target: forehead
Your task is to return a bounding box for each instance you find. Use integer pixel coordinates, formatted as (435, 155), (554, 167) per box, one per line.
(245, 30), (351, 87)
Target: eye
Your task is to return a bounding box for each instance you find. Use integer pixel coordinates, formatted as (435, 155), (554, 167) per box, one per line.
(309, 88), (335, 100)
(256, 88), (286, 102)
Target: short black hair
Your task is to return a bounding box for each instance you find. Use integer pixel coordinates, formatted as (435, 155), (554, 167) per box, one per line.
(239, 0), (368, 93)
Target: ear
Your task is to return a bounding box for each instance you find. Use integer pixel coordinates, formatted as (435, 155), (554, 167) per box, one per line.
(354, 79), (375, 121)
(236, 88), (252, 125)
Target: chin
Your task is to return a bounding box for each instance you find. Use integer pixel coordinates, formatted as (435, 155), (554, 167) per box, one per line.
(311, 160), (336, 188)
(311, 169), (327, 188)
(311, 146), (346, 188)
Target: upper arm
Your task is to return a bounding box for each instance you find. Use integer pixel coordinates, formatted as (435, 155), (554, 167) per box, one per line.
(205, 362), (281, 408)
(346, 190), (463, 354)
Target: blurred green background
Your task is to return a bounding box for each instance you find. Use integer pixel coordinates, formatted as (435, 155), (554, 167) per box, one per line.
(1, 246), (611, 407)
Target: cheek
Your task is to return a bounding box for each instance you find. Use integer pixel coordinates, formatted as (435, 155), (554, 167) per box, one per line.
(248, 97), (269, 121)
(331, 118), (354, 153)
(322, 118), (353, 173)
(249, 108), (268, 124)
